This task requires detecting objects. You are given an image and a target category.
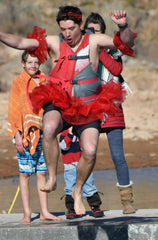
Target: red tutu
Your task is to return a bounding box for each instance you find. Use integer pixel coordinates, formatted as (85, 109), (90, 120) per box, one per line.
(29, 77), (127, 125)
(27, 26), (47, 64)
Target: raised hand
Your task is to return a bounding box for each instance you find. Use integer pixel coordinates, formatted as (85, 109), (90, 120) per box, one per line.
(110, 10), (127, 26)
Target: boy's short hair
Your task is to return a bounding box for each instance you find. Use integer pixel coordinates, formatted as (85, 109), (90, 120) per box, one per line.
(21, 50), (29, 63)
(21, 51), (40, 64)
(56, 5), (82, 25)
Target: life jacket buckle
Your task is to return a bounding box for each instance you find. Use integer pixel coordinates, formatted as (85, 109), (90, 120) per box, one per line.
(68, 55), (77, 60)
(70, 79), (73, 84)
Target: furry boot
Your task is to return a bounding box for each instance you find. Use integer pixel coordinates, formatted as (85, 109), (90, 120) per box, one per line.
(117, 181), (135, 214)
(65, 195), (78, 219)
(87, 192), (104, 218)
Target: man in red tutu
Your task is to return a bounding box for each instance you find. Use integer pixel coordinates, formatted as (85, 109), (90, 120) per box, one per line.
(0, 6), (135, 215)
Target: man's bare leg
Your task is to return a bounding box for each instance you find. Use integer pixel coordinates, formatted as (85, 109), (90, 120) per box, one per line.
(40, 110), (63, 192)
(72, 127), (99, 215)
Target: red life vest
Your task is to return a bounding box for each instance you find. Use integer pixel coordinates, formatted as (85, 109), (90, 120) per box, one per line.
(50, 33), (100, 102)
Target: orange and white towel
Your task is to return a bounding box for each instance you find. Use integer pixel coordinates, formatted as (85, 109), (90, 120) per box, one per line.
(8, 70), (45, 155)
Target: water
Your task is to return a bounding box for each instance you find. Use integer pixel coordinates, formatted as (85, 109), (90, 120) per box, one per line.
(0, 167), (158, 213)
(93, 166), (158, 184)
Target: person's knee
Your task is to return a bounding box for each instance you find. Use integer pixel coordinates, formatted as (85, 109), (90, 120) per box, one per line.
(20, 173), (30, 180)
(43, 120), (60, 139)
(111, 150), (124, 163)
(80, 126), (99, 162)
(83, 143), (97, 162)
(36, 172), (46, 179)
(43, 111), (62, 139)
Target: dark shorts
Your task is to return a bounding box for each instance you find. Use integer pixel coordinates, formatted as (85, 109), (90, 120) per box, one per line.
(43, 101), (101, 137)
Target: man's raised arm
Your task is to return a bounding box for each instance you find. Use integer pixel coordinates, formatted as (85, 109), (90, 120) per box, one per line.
(0, 32), (39, 51)
(110, 10), (134, 48)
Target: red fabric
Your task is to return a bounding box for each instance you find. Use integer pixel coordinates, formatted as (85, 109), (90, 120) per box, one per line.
(101, 106), (125, 130)
(99, 49), (123, 76)
(62, 151), (81, 164)
(61, 130), (73, 148)
(27, 26), (47, 64)
(113, 31), (137, 57)
(60, 130), (82, 164)
(49, 34), (91, 96)
(62, 12), (82, 21)
(49, 41), (76, 96)
(30, 78), (127, 125)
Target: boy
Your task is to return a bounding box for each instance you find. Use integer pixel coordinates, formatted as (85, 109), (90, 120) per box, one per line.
(8, 51), (61, 223)
(59, 127), (104, 219)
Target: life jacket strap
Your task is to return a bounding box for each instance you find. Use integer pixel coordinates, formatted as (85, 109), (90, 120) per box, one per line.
(78, 93), (97, 101)
(68, 55), (89, 60)
(71, 77), (98, 85)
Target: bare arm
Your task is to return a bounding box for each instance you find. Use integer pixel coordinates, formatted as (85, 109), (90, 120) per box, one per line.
(0, 32), (39, 50)
(110, 10), (134, 47)
(14, 131), (25, 153)
(90, 10), (134, 50)
(46, 35), (60, 63)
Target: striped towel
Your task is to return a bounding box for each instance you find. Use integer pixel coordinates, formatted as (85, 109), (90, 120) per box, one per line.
(8, 70), (45, 155)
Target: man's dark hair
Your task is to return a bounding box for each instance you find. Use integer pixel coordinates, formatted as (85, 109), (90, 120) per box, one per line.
(56, 6), (82, 25)
(84, 12), (106, 33)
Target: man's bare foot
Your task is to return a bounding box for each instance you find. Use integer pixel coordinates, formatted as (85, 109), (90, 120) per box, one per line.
(40, 212), (62, 221)
(40, 179), (57, 193)
(20, 216), (31, 223)
(72, 190), (86, 215)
